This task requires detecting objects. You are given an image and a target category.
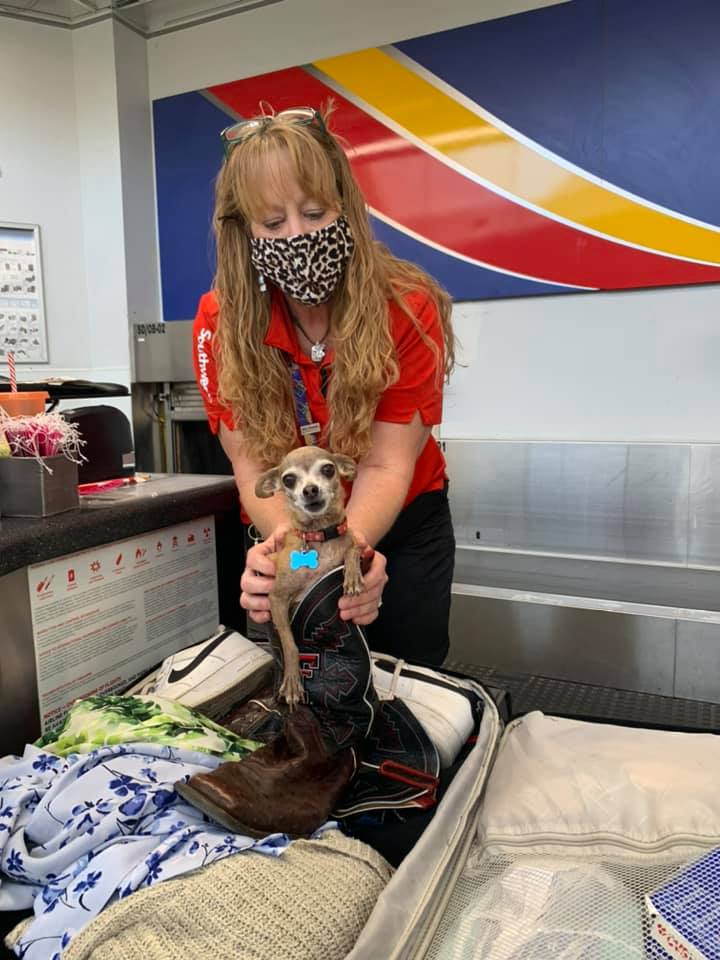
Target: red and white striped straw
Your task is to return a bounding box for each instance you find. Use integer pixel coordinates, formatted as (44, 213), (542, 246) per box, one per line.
(7, 352), (17, 392)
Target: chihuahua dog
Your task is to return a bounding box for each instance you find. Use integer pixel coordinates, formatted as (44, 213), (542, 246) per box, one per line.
(255, 445), (364, 709)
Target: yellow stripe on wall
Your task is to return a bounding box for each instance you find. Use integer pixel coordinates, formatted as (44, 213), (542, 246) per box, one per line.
(314, 48), (720, 265)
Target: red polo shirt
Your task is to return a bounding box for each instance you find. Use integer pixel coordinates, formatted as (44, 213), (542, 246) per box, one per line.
(192, 288), (447, 516)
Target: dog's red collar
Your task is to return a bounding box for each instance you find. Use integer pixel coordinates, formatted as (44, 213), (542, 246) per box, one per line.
(296, 519), (348, 544)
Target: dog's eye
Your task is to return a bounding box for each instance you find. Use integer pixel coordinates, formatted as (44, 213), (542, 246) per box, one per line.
(320, 463), (335, 479)
(282, 474), (297, 489)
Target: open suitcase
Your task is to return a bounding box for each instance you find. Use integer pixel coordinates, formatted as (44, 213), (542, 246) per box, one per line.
(86, 595), (720, 960)
(6, 587), (720, 960)
(350, 700), (720, 960)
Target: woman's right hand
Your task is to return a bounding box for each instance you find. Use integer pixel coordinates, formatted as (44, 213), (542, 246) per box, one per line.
(240, 523), (290, 623)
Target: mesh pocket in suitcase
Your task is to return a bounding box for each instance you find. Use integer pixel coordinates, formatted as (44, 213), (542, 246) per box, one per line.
(423, 711), (720, 960)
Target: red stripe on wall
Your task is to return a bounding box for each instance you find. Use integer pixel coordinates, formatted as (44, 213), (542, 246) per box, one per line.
(209, 67), (720, 289)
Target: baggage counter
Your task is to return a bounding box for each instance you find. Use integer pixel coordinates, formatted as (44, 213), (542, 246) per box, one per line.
(0, 474), (237, 578)
(0, 474), (244, 756)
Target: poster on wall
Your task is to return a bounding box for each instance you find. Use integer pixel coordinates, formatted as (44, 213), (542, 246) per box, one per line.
(27, 516), (219, 732)
(0, 222), (48, 362)
(152, 0), (720, 318)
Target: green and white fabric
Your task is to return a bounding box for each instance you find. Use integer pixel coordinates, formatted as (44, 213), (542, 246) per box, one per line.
(35, 695), (260, 760)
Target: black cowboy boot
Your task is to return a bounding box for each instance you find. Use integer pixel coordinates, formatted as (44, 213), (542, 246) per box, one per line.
(177, 567), (378, 836)
(290, 563), (378, 749)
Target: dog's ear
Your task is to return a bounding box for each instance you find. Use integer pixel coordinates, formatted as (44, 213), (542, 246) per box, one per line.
(332, 453), (357, 481)
(255, 467), (281, 498)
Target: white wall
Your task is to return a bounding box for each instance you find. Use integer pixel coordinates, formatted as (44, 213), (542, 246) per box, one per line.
(445, 285), (720, 443)
(114, 22), (162, 347)
(0, 20), (89, 378)
(72, 20), (131, 406)
(0, 17), (132, 419)
(148, 0), (568, 100)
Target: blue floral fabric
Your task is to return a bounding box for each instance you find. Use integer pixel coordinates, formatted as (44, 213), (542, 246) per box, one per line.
(0, 742), (299, 960)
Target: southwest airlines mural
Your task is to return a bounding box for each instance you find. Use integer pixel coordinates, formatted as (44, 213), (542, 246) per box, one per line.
(153, 0), (720, 320)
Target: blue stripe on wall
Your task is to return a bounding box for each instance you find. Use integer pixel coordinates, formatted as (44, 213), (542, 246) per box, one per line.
(153, 91), (227, 321)
(370, 216), (573, 301)
(397, 0), (720, 228)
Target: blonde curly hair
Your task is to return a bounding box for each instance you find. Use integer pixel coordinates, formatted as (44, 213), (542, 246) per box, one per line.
(212, 106), (455, 467)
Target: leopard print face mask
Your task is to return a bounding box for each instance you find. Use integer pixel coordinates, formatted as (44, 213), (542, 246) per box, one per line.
(250, 216), (355, 306)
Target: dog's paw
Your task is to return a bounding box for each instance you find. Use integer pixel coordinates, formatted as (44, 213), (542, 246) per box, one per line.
(343, 569), (365, 597)
(279, 670), (304, 711)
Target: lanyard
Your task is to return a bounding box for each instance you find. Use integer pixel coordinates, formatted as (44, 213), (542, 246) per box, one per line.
(289, 361), (321, 445)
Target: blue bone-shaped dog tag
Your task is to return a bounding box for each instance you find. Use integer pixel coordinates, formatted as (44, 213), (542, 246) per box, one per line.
(290, 549), (319, 570)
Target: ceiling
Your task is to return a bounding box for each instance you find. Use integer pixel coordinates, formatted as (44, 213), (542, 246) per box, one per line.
(0, 0), (569, 37)
(0, 0), (282, 35)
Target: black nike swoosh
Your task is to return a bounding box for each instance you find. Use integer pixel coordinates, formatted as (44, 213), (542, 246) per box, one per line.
(168, 628), (235, 684)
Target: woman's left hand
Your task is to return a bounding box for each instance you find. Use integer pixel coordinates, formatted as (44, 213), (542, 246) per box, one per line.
(338, 535), (388, 626)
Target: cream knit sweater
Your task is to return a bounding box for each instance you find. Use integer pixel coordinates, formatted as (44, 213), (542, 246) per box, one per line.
(55, 831), (392, 960)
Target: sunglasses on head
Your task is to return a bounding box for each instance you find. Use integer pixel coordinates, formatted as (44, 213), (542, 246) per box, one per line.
(220, 107), (326, 157)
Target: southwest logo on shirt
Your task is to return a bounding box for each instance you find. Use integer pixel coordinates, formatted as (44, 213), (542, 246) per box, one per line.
(196, 328), (212, 397)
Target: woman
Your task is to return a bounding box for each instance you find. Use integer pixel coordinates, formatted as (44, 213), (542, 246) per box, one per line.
(193, 106), (456, 665)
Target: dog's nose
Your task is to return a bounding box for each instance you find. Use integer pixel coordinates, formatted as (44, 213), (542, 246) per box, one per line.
(303, 484), (319, 499)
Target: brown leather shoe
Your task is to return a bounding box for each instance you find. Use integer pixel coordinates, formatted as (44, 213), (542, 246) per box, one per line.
(176, 705), (355, 838)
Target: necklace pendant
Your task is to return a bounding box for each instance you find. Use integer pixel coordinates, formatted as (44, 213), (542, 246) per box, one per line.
(311, 341), (326, 363)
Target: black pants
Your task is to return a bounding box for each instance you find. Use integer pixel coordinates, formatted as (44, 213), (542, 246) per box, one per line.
(242, 485), (455, 667)
(365, 484), (455, 666)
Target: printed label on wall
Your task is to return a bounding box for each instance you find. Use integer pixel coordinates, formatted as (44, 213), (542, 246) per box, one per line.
(28, 516), (218, 732)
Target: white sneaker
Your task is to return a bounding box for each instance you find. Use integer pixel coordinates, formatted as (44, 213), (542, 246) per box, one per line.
(371, 654), (480, 767)
(125, 626), (275, 719)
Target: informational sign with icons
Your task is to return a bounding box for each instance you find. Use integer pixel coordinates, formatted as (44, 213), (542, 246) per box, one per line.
(27, 517), (218, 732)
(0, 222), (48, 363)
